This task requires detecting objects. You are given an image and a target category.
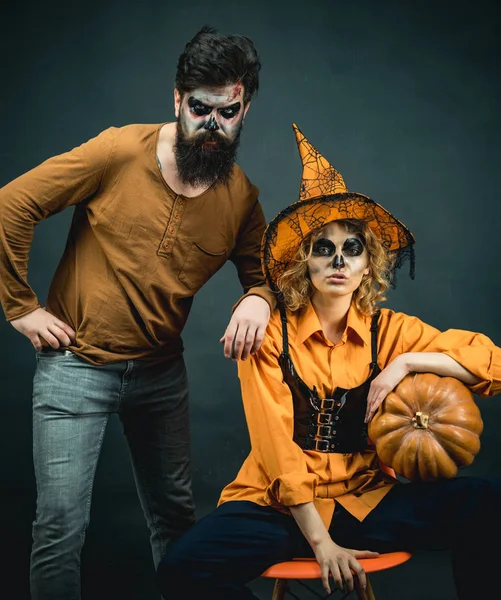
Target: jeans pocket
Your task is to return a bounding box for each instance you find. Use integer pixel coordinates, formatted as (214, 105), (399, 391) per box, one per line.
(37, 349), (75, 359)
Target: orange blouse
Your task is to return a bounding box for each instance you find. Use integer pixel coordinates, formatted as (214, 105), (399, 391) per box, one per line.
(218, 301), (501, 528)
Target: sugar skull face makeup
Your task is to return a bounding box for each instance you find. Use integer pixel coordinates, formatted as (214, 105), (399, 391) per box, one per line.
(307, 221), (370, 299)
(175, 84), (247, 142)
(173, 84), (249, 187)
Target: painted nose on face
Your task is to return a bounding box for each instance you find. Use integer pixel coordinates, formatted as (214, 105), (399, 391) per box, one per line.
(204, 115), (219, 132)
(333, 254), (345, 269)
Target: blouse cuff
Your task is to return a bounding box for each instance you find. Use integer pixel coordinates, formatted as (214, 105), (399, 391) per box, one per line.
(443, 346), (496, 396)
(264, 472), (318, 506)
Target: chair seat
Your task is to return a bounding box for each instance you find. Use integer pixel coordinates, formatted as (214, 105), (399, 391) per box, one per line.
(261, 551), (412, 579)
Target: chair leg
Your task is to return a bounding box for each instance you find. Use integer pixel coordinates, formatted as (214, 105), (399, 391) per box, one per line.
(272, 577), (288, 600)
(355, 574), (376, 600)
(365, 576), (376, 600)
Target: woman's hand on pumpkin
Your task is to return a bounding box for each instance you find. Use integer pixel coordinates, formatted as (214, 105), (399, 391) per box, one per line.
(311, 537), (379, 597)
(365, 355), (410, 423)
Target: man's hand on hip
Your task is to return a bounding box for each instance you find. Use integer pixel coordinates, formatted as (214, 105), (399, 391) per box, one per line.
(10, 307), (76, 351)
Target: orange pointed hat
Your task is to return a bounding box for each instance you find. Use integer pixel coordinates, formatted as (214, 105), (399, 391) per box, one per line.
(261, 123), (415, 291)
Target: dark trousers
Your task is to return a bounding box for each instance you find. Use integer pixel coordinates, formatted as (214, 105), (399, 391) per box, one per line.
(156, 476), (501, 599)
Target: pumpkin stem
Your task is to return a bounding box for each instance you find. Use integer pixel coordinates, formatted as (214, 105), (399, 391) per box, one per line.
(412, 411), (429, 429)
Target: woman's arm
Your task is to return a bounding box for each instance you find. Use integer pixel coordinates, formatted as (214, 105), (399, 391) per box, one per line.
(290, 502), (378, 597)
(367, 310), (501, 422)
(365, 351), (480, 422)
(380, 312), (501, 388)
(400, 352), (481, 384)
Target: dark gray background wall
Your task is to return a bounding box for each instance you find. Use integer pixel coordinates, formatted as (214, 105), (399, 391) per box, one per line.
(1, 1), (500, 598)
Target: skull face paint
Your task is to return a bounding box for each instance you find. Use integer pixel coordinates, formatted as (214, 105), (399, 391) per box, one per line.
(173, 84), (247, 187)
(307, 221), (370, 300)
(312, 236), (365, 263)
(177, 84), (246, 141)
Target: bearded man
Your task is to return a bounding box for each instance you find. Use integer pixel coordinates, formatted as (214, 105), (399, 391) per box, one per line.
(0, 26), (274, 600)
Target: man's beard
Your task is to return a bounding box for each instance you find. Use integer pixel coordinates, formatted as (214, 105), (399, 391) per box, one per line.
(174, 120), (242, 187)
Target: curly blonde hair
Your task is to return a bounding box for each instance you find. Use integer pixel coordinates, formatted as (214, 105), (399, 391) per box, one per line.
(276, 219), (394, 315)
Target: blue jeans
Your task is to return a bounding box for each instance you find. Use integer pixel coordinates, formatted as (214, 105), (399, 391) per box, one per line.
(31, 349), (195, 600)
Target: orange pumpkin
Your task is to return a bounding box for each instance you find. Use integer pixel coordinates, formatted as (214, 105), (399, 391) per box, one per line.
(368, 372), (483, 481)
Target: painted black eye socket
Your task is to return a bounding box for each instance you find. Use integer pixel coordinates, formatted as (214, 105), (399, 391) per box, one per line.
(191, 103), (212, 117)
(218, 104), (241, 119)
(188, 97), (212, 117)
(342, 238), (364, 257)
(312, 239), (336, 256)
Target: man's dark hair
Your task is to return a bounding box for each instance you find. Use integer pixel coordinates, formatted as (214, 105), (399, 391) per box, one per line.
(175, 26), (260, 105)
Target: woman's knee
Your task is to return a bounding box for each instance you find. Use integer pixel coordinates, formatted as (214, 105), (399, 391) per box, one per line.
(449, 476), (501, 530)
(156, 539), (202, 596)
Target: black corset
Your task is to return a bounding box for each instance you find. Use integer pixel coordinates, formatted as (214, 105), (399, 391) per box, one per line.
(278, 305), (380, 454)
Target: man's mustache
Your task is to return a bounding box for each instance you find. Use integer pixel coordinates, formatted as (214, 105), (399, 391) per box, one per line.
(194, 130), (228, 145)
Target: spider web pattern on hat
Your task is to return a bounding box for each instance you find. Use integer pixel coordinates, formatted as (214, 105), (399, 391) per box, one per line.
(297, 127), (348, 200)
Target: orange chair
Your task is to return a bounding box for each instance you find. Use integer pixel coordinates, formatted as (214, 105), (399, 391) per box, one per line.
(261, 551), (412, 599)
(261, 464), (412, 599)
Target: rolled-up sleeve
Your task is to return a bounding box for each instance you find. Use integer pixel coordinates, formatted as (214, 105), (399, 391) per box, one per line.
(0, 128), (115, 321)
(383, 313), (501, 397)
(237, 329), (318, 506)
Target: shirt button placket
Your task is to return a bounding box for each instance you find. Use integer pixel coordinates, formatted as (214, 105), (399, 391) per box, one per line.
(161, 195), (184, 256)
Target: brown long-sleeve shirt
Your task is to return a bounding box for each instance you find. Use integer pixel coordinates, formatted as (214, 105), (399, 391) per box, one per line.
(0, 123), (275, 364)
